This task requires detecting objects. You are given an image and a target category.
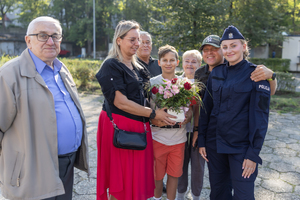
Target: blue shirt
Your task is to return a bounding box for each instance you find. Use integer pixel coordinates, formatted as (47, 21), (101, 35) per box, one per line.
(198, 59), (270, 164)
(29, 49), (83, 155)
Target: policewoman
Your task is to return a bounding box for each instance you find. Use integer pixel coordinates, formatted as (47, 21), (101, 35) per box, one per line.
(198, 25), (270, 200)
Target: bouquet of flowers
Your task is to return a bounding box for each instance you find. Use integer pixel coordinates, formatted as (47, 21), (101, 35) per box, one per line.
(150, 77), (202, 113)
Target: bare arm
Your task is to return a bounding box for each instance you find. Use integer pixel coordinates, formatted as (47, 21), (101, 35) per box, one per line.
(114, 91), (176, 125)
(250, 65), (277, 95)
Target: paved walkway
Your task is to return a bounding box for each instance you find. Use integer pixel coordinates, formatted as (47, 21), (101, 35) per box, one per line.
(1, 94), (300, 200)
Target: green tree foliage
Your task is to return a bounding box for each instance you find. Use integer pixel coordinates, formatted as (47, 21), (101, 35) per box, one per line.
(148, 0), (289, 50)
(226, 0), (286, 47)
(148, 0), (228, 51)
(0, 0), (16, 30)
(122, 0), (151, 31)
(18, 0), (51, 26)
(50, 0), (120, 54)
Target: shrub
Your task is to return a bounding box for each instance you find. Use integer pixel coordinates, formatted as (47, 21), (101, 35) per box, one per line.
(0, 54), (17, 66)
(0, 56), (102, 90)
(249, 58), (290, 72)
(276, 72), (299, 92)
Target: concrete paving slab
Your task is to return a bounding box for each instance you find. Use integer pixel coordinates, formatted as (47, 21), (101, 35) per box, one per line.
(0, 94), (299, 200)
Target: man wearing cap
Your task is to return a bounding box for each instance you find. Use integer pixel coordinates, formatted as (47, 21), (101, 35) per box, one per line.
(194, 35), (277, 96)
(191, 33), (276, 199)
(197, 25), (271, 199)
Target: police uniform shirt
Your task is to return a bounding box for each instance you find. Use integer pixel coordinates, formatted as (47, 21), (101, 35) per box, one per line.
(198, 59), (270, 164)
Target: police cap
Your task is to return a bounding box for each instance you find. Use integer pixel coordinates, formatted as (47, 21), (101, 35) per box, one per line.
(220, 25), (245, 44)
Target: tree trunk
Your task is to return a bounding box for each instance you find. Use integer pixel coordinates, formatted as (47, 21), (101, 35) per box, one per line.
(2, 14), (6, 30)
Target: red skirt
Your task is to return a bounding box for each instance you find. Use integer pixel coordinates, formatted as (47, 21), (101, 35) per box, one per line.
(96, 111), (155, 200)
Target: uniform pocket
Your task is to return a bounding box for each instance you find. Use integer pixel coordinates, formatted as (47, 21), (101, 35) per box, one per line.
(10, 151), (24, 187)
(231, 83), (252, 110)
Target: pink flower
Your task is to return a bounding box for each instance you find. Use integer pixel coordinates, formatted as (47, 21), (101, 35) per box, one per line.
(151, 86), (159, 94)
(171, 85), (179, 95)
(164, 90), (173, 99)
(159, 86), (164, 94)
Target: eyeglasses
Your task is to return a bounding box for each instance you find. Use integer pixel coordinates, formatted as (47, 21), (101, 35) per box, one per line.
(123, 37), (140, 45)
(141, 41), (151, 46)
(28, 33), (63, 42)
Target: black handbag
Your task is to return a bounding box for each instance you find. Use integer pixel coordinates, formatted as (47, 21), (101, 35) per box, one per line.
(104, 68), (148, 150)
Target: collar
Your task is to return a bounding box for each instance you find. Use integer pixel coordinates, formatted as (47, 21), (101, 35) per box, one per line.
(28, 49), (62, 74)
(226, 59), (247, 70)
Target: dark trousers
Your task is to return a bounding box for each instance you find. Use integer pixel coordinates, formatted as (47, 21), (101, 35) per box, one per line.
(178, 132), (205, 196)
(206, 147), (257, 200)
(43, 151), (77, 200)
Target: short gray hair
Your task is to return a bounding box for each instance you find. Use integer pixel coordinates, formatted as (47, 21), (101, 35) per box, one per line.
(139, 31), (152, 43)
(26, 16), (62, 35)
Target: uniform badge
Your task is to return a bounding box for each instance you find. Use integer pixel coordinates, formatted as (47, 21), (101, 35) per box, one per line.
(207, 36), (212, 42)
(229, 33), (233, 39)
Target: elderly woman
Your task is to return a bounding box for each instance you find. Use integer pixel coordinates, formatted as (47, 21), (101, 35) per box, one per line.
(95, 20), (175, 200)
(177, 50), (205, 200)
(198, 25), (270, 200)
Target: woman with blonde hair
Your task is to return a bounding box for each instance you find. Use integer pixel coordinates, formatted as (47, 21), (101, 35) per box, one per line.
(198, 25), (270, 199)
(177, 50), (205, 200)
(95, 20), (176, 200)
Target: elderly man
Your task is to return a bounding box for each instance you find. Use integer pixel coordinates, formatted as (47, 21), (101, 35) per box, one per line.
(0, 16), (89, 200)
(137, 31), (162, 77)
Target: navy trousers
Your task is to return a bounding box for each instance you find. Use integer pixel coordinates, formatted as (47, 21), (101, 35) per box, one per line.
(206, 147), (258, 200)
(43, 151), (77, 200)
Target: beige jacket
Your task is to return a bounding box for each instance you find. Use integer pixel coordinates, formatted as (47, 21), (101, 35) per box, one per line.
(0, 49), (89, 200)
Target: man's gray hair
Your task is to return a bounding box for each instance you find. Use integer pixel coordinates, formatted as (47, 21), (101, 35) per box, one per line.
(26, 16), (62, 35)
(140, 31), (152, 43)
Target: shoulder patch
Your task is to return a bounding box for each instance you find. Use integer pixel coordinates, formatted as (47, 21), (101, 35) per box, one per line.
(256, 83), (270, 93)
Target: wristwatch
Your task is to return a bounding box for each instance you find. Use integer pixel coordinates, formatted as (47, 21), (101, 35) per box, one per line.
(149, 109), (156, 119)
(267, 72), (276, 81)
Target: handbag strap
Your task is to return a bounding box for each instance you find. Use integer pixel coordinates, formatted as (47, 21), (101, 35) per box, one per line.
(104, 66), (147, 131)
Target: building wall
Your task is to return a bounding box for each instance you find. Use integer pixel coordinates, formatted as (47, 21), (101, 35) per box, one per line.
(282, 36), (300, 72)
(0, 41), (27, 56)
(250, 45), (269, 58)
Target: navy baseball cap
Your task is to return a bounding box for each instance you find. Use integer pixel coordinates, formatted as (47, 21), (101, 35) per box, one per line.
(199, 35), (221, 51)
(220, 25), (245, 44)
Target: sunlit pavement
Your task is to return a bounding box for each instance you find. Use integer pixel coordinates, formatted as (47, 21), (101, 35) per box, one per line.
(0, 94), (300, 200)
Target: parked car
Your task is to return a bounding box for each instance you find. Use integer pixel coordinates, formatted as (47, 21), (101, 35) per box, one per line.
(59, 49), (71, 57)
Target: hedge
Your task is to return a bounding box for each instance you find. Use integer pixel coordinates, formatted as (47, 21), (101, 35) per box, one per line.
(0, 55), (102, 89)
(249, 58), (290, 72)
(1, 55), (298, 92)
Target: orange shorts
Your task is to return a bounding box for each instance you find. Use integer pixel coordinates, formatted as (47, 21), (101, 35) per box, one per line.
(153, 140), (185, 180)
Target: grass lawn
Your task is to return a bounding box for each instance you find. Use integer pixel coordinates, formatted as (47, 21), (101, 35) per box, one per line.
(270, 91), (300, 114)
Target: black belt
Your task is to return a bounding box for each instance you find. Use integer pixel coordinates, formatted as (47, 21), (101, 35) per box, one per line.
(152, 122), (181, 129)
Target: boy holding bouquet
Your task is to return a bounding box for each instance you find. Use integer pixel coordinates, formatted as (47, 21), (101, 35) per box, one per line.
(150, 45), (196, 200)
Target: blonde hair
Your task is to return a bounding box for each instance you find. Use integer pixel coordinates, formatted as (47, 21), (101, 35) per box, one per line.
(182, 50), (202, 64)
(27, 16), (62, 35)
(104, 20), (141, 67)
(240, 39), (250, 60)
(158, 44), (179, 60)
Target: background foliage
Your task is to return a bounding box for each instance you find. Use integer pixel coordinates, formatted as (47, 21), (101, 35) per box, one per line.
(3, 0), (300, 55)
